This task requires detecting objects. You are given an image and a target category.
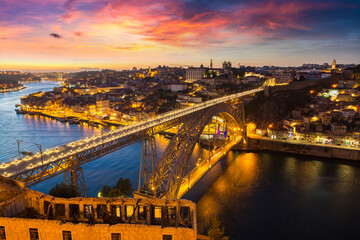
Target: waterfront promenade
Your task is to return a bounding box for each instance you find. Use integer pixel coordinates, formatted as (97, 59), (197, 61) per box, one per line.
(0, 85), (26, 93)
(245, 134), (360, 161)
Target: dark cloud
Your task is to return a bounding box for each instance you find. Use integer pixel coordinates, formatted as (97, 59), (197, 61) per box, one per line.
(50, 33), (63, 39)
(73, 31), (83, 37)
(63, 0), (77, 11)
(0, 37), (7, 40)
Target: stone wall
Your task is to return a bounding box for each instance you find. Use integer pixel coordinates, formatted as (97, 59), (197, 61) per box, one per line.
(0, 217), (197, 240)
(0, 177), (198, 240)
(264, 76), (339, 97)
(246, 137), (360, 161)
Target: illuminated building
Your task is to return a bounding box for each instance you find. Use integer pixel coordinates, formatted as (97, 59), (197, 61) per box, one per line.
(0, 177), (197, 240)
(332, 59), (337, 69)
(185, 68), (205, 83)
(96, 100), (110, 114)
(273, 71), (292, 84)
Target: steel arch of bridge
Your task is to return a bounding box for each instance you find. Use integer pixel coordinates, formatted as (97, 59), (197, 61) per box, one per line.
(5, 88), (261, 192)
(138, 102), (245, 199)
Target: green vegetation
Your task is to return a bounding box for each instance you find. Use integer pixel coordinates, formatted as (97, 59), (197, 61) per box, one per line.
(49, 183), (79, 198)
(208, 217), (229, 240)
(99, 177), (133, 198)
(230, 68), (245, 78)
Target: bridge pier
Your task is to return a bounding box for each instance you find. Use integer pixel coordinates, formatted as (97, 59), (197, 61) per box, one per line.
(64, 167), (87, 197)
(136, 136), (158, 197)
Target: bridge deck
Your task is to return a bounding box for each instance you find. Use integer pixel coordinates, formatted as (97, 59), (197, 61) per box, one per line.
(177, 136), (243, 199)
(0, 88), (263, 185)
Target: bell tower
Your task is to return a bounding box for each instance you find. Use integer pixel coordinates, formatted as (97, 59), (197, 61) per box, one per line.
(331, 59), (336, 69)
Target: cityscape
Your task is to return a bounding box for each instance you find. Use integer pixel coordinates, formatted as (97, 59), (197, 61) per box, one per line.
(1, 0), (360, 239)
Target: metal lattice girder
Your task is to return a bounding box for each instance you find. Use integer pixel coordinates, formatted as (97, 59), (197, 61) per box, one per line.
(64, 167), (87, 197)
(8, 88), (261, 187)
(12, 116), (188, 186)
(138, 136), (158, 194)
(143, 103), (244, 199)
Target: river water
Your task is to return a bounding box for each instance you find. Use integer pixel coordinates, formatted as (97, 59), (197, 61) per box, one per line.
(2, 81), (360, 239)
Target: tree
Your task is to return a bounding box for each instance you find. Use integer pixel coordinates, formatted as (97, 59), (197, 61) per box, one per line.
(208, 217), (229, 240)
(114, 177), (133, 196)
(99, 185), (111, 197)
(49, 183), (79, 198)
(99, 177), (133, 198)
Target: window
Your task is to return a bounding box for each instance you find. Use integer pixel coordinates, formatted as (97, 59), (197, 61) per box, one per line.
(111, 233), (121, 240)
(55, 204), (65, 217)
(163, 235), (172, 240)
(29, 228), (39, 240)
(97, 204), (106, 219)
(168, 207), (176, 220)
(154, 207), (162, 220)
(138, 206), (146, 220)
(180, 207), (190, 220)
(125, 205), (134, 219)
(111, 205), (121, 218)
(62, 231), (72, 240)
(84, 205), (93, 218)
(69, 204), (79, 219)
(44, 201), (51, 215)
(0, 226), (6, 240)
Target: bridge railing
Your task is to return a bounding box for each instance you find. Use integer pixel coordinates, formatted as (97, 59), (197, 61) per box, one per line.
(1, 87), (263, 175)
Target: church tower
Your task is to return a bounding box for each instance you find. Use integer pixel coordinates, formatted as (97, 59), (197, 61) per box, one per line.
(332, 59), (336, 69)
(210, 59), (213, 69)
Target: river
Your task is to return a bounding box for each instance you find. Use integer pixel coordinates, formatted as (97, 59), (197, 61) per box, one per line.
(1, 81), (360, 239)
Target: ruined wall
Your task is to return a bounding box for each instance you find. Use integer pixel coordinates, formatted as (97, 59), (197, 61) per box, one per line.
(0, 177), (198, 239)
(246, 137), (360, 161)
(0, 217), (197, 240)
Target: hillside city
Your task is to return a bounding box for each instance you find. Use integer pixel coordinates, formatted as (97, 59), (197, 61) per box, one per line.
(0, 60), (359, 149)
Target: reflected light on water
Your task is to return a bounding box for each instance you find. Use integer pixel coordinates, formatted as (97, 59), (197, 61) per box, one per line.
(196, 152), (261, 233)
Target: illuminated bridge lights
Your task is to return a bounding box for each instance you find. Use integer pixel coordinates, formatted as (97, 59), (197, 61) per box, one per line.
(0, 88), (263, 187)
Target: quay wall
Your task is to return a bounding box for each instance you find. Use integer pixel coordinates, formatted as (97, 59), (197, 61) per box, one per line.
(0, 85), (26, 93)
(239, 137), (360, 161)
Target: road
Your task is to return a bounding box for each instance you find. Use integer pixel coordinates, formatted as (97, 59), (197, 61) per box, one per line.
(0, 88), (263, 178)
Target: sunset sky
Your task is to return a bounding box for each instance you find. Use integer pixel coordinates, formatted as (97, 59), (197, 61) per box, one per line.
(1, 0), (359, 71)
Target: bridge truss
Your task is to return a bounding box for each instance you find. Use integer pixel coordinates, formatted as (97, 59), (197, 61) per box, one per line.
(137, 102), (246, 199)
(12, 116), (187, 189)
(5, 88), (261, 196)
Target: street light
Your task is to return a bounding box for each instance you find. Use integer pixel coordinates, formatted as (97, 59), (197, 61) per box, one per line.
(17, 139), (44, 165)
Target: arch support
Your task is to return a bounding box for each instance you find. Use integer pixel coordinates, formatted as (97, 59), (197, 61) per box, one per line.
(64, 167), (87, 197)
(138, 103), (245, 199)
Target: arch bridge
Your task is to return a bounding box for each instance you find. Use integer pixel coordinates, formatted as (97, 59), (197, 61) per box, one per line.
(136, 102), (246, 199)
(0, 88), (263, 198)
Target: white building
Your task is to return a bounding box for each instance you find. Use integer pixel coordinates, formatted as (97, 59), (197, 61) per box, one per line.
(185, 68), (205, 83)
(168, 84), (188, 92)
(273, 71), (292, 84)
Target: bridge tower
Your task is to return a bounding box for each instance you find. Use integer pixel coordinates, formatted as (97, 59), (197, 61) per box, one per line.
(63, 154), (87, 197)
(64, 167), (87, 197)
(137, 136), (158, 197)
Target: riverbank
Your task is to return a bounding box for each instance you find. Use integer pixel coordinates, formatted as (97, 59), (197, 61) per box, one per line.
(239, 137), (360, 161)
(0, 85), (26, 93)
(15, 109), (120, 127)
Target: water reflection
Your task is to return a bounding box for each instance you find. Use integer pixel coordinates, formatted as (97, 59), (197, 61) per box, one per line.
(194, 152), (360, 239)
(196, 152), (262, 234)
(3, 82), (360, 239)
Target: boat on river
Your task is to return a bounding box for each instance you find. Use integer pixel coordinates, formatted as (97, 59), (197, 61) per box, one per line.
(69, 119), (80, 124)
(21, 151), (33, 156)
(58, 117), (68, 122)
